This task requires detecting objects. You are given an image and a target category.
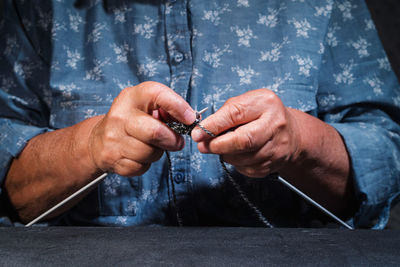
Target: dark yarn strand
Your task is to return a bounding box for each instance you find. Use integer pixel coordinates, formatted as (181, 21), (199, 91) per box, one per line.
(166, 112), (274, 228)
(218, 157), (273, 228)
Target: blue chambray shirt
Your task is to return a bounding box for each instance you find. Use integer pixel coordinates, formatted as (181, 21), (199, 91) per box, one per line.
(1, 0), (400, 228)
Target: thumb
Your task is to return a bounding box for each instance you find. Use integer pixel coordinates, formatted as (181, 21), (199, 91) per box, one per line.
(134, 81), (196, 125)
(191, 93), (265, 142)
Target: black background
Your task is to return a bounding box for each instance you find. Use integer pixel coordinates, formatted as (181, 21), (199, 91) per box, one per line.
(365, 0), (400, 229)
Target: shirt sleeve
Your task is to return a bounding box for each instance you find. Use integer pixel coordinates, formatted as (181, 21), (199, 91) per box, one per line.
(0, 0), (53, 224)
(316, 0), (400, 228)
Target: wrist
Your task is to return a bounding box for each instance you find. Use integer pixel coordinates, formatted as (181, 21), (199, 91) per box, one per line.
(278, 107), (350, 180)
(283, 108), (306, 168)
(71, 115), (105, 178)
(279, 108), (315, 178)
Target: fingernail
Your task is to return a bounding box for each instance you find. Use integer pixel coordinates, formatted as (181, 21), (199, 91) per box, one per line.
(183, 109), (196, 124)
(191, 128), (203, 142)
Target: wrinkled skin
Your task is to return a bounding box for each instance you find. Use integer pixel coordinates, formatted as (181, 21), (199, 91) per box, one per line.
(192, 89), (301, 178)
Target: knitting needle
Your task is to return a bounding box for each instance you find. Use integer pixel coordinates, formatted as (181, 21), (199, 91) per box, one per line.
(277, 176), (354, 230)
(197, 107), (209, 116)
(25, 173), (108, 227)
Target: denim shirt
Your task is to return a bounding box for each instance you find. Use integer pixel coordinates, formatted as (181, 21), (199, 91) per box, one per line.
(1, 0), (400, 228)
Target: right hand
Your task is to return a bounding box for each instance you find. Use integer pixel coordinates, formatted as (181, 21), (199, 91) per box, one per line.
(88, 81), (196, 177)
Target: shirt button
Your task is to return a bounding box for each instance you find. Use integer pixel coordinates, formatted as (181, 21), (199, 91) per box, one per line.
(174, 172), (185, 184)
(173, 52), (184, 64)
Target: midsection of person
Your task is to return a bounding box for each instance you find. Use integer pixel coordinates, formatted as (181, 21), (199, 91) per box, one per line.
(40, 1), (324, 226)
(2, 0), (399, 228)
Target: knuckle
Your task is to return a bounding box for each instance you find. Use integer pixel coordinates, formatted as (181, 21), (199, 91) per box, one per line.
(141, 81), (163, 90)
(129, 81), (168, 111)
(279, 134), (290, 148)
(99, 148), (120, 170)
(237, 160), (272, 178)
(262, 89), (278, 102)
(260, 90), (282, 109)
(141, 81), (165, 99)
(119, 86), (131, 96)
(107, 110), (125, 125)
(226, 101), (246, 124)
(242, 167), (257, 177)
(273, 119), (289, 137)
(277, 117), (288, 129)
(245, 167), (266, 178)
(267, 112), (288, 134)
(148, 123), (164, 144)
(127, 114), (144, 135)
(235, 132), (254, 152)
(103, 128), (119, 144)
(118, 86), (137, 102)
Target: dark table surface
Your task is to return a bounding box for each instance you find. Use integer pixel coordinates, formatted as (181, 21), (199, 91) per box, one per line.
(0, 227), (399, 266)
(0, 2), (399, 267)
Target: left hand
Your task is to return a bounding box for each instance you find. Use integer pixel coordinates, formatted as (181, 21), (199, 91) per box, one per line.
(191, 89), (301, 178)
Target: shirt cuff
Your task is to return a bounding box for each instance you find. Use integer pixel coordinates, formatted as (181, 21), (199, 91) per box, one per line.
(0, 119), (52, 191)
(329, 122), (400, 229)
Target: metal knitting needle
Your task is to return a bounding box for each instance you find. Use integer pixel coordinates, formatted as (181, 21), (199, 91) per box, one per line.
(197, 107), (209, 116)
(25, 173), (108, 227)
(277, 176), (354, 230)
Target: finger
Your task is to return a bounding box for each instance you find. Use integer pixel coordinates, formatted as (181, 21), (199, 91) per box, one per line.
(133, 81), (196, 125)
(152, 108), (175, 123)
(127, 109), (185, 151)
(112, 158), (151, 177)
(158, 108), (175, 122)
(197, 117), (272, 155)
(152, 109), (160, 120)
(222, 144), (275, 167)
(119, 136), (164, 164)
(192, 89), (272, 142)
(234, 161), (273, 178)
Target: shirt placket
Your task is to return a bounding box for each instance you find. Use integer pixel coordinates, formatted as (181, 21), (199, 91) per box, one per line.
(164, 0), (193, 197)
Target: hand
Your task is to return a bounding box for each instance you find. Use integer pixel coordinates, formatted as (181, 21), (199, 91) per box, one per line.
(191, 89), (301, 178)
(88, 81), (196, 177)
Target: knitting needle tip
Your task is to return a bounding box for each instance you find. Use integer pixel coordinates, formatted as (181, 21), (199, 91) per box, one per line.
(197, 107), (208, 115)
